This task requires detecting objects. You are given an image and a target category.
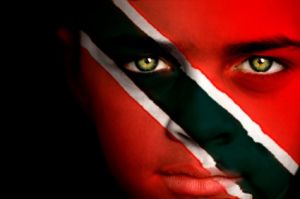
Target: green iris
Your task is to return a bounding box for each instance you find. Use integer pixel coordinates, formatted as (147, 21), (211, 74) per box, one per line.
(135, 57), (158, 72)
(249, 57), (273, 72)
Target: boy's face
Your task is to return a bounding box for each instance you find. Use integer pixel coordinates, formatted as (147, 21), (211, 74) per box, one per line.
(79, 0), (300, 198)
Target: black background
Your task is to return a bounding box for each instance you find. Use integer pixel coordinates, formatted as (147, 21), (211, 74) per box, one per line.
(5, 7), (127, 198)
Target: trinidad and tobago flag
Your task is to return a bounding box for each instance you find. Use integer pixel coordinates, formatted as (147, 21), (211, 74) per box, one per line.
(78, 0), (299, 198)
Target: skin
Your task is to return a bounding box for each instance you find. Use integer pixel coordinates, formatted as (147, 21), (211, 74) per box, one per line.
(66, 0), (300, 198)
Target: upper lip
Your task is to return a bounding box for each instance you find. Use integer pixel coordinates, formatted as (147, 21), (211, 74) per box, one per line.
(158, 163), (240, 179)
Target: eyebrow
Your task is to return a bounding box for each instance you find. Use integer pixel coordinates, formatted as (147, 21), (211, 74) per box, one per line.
(102, 34), (181, 64)
(104, 34), (160, 49)
(225, 36), (300, 56)
(105, 34), (186, 58)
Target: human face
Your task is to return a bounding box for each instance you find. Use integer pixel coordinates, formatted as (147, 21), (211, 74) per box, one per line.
(78, 0), (300, 198)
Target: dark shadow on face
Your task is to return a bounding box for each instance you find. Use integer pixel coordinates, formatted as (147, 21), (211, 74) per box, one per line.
(12, 7), (131, 198)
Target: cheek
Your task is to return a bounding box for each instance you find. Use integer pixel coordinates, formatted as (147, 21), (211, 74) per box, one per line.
(80, 48), (164, 197)
(80, 48), (162, 179)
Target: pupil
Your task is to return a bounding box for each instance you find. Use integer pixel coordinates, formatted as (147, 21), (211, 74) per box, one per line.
(249, 57), (273, 72)
(135, 57), (158, 72)
(257, 58), (265, 65)
(145, 58), (152, 64)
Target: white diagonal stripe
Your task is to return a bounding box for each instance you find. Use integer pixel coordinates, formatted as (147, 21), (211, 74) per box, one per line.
(112, 0), (298, 176)
(80, 31), (252, 199)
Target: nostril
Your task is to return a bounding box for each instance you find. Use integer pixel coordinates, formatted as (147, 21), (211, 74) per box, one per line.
(167, 120), (192, 141)
(176, 132), (193, 141)
(165, 119), (195, 142)
(208, 132), (233, 146)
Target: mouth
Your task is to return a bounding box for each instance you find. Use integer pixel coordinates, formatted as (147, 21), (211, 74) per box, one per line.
(159, 164), (240, 197)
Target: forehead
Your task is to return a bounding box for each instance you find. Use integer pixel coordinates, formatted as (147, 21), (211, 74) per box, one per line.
(129, 0), (300, 46)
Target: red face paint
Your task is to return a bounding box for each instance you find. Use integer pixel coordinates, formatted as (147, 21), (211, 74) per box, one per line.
(129, 0), (300, 164)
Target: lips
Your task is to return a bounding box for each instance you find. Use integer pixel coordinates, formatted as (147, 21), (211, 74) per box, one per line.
(159, 164), (240, 198)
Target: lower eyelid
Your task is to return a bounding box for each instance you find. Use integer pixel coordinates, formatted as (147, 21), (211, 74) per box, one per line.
(124, 62), (138, 72)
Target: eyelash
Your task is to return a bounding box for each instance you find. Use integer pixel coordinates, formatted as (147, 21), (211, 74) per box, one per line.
(123, 56), (174, 73)
(234, 56), (286, 75)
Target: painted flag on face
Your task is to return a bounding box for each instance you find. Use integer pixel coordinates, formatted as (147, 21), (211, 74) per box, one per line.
(78, 0), (300, 198)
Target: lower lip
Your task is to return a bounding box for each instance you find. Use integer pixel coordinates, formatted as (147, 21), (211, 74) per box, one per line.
(162, 175), (232, 197)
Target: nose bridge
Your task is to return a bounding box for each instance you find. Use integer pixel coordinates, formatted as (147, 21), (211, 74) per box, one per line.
(172, 75), (238, 146)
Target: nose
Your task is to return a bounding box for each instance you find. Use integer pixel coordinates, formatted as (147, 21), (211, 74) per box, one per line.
(168, 84), (238, 148)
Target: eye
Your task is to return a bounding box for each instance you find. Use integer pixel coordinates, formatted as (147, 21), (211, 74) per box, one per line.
(235, 56), (284, 74)
(124, 56), (172, 73)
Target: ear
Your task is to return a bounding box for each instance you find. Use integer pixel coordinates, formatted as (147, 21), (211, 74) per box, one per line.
(57, 27), (91, 115)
